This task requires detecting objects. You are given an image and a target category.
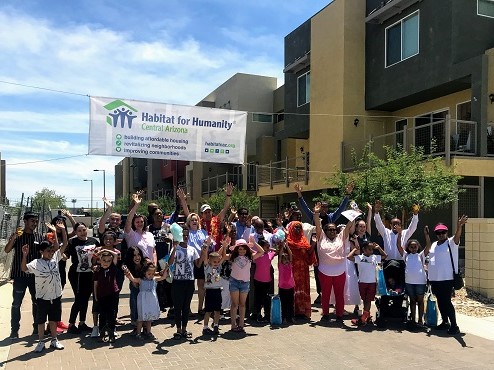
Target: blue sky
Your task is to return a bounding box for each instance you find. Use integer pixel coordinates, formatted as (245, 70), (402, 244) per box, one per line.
(0, 0), (330, 209)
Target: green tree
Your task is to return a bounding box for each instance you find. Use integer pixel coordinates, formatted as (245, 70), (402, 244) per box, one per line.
(32, 188), (66, 210)
(204, 189), (259, 214)
(326, 144), (463, 220)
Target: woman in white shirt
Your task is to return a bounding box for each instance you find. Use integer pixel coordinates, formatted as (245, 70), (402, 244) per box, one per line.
(426, 215), (468, 335)
(125, 193), (156, 264)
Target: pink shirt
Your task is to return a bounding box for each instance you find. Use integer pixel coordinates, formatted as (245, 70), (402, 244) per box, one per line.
(230, 256), (251, 282)
(254, 251), (275, 282)
(317, 231), (346, 276)
(125, 229), (156, 260)
(278, 262), (295, 289)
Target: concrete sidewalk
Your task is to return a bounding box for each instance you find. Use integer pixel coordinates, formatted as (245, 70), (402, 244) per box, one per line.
(1, 274), (494, 369)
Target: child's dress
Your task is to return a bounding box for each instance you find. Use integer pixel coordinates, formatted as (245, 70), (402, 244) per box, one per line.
(137, 278), (160, 321)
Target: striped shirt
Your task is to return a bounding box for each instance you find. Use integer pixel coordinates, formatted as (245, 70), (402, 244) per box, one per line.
(10, 232), (44, 279)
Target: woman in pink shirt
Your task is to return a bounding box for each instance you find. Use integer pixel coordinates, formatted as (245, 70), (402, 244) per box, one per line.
(314, 202), (353, 324)
(125, 193), (156, 264)
(228, 237), (264, 332)
(277, 239), (295, 324)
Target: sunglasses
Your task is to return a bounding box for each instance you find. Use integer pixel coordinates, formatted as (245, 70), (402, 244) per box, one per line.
(325, 228), (337, 232)
(435, 230), (447, 235)
(238, 213), (248, 216)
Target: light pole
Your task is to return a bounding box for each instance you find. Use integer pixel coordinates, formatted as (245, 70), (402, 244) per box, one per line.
(83, 179), (93, 226)
(93, 169), (106, 212)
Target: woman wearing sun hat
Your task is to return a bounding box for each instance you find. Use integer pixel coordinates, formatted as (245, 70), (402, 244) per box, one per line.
(426, 215), (468, 335)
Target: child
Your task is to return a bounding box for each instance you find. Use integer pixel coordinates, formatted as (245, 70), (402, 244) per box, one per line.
(228, 235), (264, 332)
(168, 224), (202, 340)
(123, 262), (168, 340)
(277, 240), (295, 324)
(397, 228), (429, 328)
(348, 241), (387, 325)
(201, 238), (228, 335)
(93, 249), (119, 342)
(21, 238), (67, 353)
(253, 239), (276, 322)
(90, 231), (121, 338)
(123, 246), (145, 333)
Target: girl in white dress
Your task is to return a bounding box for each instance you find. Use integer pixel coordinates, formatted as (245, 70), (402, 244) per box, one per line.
(123, 263), (168, 340)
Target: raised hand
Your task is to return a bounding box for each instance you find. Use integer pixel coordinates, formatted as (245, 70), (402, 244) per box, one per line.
(22, 244), (29, 255)
(412, 204), (420, 215)
(55, 219), (65, 230)
(132, 192), (142, 205)
(294, 183), (302, 196)
(345, 182), (354, 195)
(102, 197), (113, 208)
(366, 202), (372, 211)
(374, 200), (382, 212)
(177, 188), (187, 201)
(458, 214), (468, 225)
(314, 202), (322, 214)
(61, 209), (72, 217)
(45, 222), (56, 233)
(225, 182), (234, 196)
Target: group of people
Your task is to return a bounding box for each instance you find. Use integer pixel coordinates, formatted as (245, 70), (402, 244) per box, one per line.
(4, 182), (468, 353)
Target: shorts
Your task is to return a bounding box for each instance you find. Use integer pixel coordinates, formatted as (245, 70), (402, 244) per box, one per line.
(36, 296), (62, 324)
(229, 277), (250, 294)
(204, 288), (222, 312)
(194, 263), (205, 280)
(405, 283), (426, 297)
(358, 282), (377, 304)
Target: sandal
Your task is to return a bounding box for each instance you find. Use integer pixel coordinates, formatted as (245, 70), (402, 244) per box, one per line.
(181, 331), (192, 338)
(173, 332), (182, 340)
(233, 326), (245, 333)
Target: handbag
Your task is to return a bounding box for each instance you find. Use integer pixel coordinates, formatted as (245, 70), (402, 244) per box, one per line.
(447, 243), (464, 290)
(376, 264), (388, 296)
(424, 285), (438, 327)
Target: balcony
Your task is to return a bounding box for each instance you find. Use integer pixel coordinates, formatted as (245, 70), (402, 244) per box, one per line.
(366, 0), (420, 24)
(342, 118), (479, 171)
(257, 154), (309, 189)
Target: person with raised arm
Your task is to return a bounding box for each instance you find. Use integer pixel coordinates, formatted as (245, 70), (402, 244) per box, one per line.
(373, 200), (419, 261)
(426, 215), (468, 335)
(124, 192), (156, 265)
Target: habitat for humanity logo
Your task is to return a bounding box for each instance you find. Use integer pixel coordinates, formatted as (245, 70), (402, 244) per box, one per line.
(104, 100), (138, 129)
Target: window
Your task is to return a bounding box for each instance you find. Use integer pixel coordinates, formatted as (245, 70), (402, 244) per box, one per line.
(385, 11), (419, 67)
(252, 113), (273, 123)
(297, 71), (310, 106)
(414, 109), (448, 154)
(395, 119), (407, 148)
(478, 0), (494, 18)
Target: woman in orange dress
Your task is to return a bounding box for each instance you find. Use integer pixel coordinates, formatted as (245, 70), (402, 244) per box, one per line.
(286, 221), (317, 319)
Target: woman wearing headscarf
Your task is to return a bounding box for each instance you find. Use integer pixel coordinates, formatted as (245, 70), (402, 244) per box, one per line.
(286, 221), (317, 319)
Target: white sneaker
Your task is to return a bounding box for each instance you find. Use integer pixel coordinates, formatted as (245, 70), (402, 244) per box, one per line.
(90, 326), (100, 338)
(113, 330), (118, 338)
(34, 341), (45, 353)
(50, 338), (64, 350)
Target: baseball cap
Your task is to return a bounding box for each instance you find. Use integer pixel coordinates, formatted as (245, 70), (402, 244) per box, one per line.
(434, 223), (448, 232)
(23, 211), (39, 220)
(200, 204), (212, 213)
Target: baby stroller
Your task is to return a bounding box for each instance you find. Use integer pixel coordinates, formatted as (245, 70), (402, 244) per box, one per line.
(375, 260), (408, 327)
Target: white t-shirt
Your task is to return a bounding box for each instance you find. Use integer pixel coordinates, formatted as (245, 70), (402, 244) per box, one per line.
(26, 250), (62, 300)
(404, 251), (427, 284)
(428, 237), (458, 281)
(354, 254), (381, 283)
(173, 246), (200, 281)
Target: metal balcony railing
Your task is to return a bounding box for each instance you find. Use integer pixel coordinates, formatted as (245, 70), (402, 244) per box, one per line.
(256, 154), (309, 189)
(342, 116), (478, 171)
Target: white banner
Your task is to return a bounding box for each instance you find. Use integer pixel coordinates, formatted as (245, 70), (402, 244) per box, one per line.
(89, 96), (247, 164)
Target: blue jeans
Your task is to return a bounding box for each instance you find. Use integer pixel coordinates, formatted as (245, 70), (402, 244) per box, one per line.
(129, 282), (139, 323)
(11, 276), (37, 333)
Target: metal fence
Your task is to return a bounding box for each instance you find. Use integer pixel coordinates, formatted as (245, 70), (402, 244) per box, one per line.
(0, 196), (54, 282)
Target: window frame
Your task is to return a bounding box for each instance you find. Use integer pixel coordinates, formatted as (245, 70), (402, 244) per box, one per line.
(297, 71), (310, 107)
(252, 113), (273, 123)
(478, 0), (494, 19)
(385, 10), (420, 68)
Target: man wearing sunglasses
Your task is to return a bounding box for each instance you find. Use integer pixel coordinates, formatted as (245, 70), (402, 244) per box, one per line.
(373, 200), (419, 261)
